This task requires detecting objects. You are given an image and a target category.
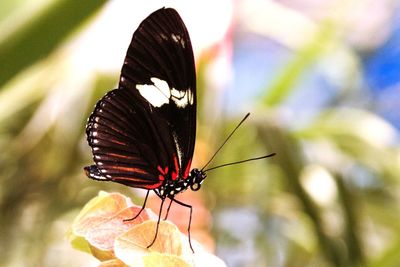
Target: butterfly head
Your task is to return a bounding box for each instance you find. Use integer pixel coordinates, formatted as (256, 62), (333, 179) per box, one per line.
(188, 168), (206, 191)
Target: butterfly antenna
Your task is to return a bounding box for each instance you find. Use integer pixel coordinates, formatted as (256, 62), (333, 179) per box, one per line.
(201, 113), (251, 171)
(203, 153), (276, 172)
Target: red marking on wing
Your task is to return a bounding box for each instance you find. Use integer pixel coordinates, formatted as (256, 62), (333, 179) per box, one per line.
(108, 138), (127, 146)
(171, 156), (179, 180)
(107, 166), (147, 174)
(157, 166), (169, 175)
(158, 174), (165, 181)
(183, 159), (192, 179)
(118, 165), (166, 190)
(106, 153), (138, 160)
(145, 180), (164, 189)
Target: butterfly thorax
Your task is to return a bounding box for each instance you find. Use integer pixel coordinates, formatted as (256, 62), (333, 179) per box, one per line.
(156, 168), (206, 198)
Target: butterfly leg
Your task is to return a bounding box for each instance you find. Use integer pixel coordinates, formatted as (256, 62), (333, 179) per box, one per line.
(123, 190), (150, 222)
(164, 197), (174, 220)
(171, 198), (194, 253)
(147, 196), (166, 249)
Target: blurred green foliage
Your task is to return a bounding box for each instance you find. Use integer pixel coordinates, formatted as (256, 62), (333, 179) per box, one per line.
(0, 0), (108, 87)
(1, 1), (400, 267)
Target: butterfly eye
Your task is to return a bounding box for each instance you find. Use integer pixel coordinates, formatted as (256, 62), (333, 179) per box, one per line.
(190, 183), (201, 191)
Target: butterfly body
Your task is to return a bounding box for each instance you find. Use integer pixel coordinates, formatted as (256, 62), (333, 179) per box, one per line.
(156, 168), (206, 197)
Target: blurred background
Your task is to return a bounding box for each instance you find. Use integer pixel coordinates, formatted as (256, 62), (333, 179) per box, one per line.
(1, 0), (400, 266)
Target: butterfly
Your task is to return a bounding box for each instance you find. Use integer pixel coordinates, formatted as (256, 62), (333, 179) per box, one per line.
(84, 7), (275, 252)
(84, 7), (203, 252)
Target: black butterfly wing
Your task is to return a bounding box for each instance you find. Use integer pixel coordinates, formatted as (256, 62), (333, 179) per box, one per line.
(119, 7), (196, 171)
(85, 8), (196, 189)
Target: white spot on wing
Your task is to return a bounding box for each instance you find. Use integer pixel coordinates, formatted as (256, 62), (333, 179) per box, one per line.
(136, 77), (193, 108)
(171, 34), (179, 43)
(171, 89), (185, 98)
(160, 33), (168, 40)
(136, 77), (170, 107)
(171, 33), (186, 48)
(171, 88), (193, 108)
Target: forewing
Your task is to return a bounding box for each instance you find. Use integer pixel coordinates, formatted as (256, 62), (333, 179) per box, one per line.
(119, 7), (196, 177)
